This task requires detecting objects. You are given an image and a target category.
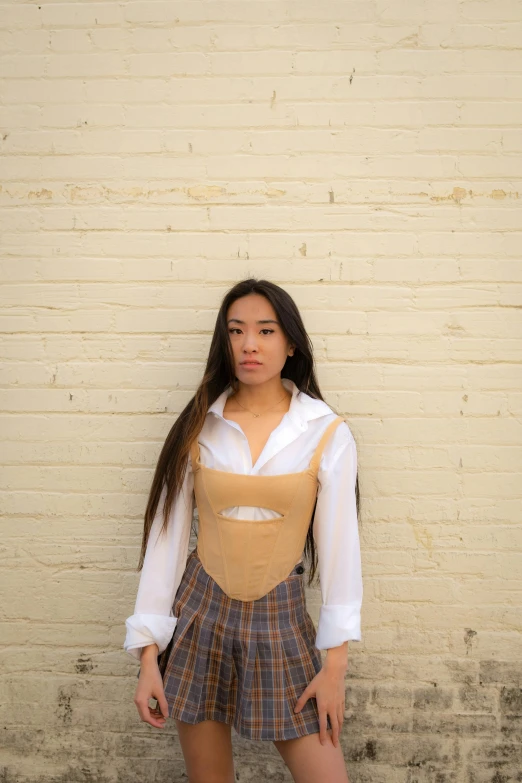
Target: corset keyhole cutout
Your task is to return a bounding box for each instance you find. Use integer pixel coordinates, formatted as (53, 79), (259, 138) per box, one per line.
(218, 506), (285, 521)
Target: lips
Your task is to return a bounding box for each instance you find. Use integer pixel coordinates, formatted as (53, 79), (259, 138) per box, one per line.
(240, 361), (261, 365)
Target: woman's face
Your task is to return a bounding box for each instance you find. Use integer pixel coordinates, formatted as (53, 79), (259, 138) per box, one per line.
(226, 293), (295, 385)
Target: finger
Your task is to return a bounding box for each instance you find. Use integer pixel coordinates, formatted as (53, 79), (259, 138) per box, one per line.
(318, 704), (328, 745)
(145, 708), (166, 729)
(150, 701), (165, 718)
(294, 686), (311, 714)
(149, 708), (166, 724)
(134, 697), (166, 729)
(148, 696), (167, 723)
(330, 713), (339, 747)
(337, 702), (344, 729)
(155, 690), (169, 720)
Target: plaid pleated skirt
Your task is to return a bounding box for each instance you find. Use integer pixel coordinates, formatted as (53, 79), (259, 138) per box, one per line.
(159, 548), (324, 741)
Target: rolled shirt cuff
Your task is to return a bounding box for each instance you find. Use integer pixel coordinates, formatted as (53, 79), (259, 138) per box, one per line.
(123, 613), (178, 661)
(314, 603), (362, 650)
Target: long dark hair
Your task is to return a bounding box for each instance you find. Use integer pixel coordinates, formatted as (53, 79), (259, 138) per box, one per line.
(137, 278), (360, 585)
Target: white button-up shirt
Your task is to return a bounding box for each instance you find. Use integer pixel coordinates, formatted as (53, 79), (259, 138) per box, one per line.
(124, 377), (363, 660)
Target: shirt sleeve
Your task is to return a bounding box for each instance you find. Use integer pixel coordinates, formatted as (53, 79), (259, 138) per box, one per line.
(123, 455), (194, 661)
(313, 420), (363, 650)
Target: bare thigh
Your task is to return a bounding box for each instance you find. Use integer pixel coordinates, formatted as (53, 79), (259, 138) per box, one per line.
(274, 730), (349, 783)
(175, 719), (235, 783)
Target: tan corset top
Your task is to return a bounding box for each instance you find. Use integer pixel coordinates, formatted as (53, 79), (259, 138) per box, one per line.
(190, 415), (345, 601)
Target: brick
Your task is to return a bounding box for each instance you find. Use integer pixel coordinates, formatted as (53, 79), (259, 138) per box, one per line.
(345, 684), (371, 710)
(461, 0), (522, 21)
(457, 686), (497, 713)
(500, 687), (522, 715)
(372, 685), (412, 709)
(41, 3), (124, 27)
(413, 713), (497, 736)
(413, 686), (454, 712)
(500, 715), (522, 743)
(351, 710), (412, 734)
(423, 21), (522, 48)
(467, 739), (522, 766)
(480, 661), (522, 686)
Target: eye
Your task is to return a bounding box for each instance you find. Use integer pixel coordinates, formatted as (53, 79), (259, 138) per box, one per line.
(228, 328), (275, 335)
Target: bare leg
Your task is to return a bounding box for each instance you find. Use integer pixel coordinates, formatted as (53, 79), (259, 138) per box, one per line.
(274, 730), (349, 783)
(175, 719), (235, 783)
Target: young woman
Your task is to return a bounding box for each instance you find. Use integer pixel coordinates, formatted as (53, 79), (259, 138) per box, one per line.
(124, 278), (363, 783)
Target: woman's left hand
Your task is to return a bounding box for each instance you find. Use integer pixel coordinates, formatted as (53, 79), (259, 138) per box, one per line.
(294, 646), (348, 747)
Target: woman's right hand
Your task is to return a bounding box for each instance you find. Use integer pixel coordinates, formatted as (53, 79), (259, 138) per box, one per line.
(133, 643), (169, 728)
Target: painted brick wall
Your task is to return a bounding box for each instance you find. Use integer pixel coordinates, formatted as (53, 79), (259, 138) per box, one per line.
(1, 1), (521, 781)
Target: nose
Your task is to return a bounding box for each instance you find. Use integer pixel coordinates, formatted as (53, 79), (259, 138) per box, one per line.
(241, 330), (259, 354)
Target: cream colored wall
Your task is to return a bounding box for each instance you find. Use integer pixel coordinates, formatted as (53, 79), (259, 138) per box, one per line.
(1, 1), (521, 781)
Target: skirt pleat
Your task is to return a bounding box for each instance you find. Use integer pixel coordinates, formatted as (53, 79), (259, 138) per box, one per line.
(161, 548), (325, 741)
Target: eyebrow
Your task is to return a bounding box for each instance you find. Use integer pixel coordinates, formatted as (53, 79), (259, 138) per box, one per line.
(227, 319), (279, 325)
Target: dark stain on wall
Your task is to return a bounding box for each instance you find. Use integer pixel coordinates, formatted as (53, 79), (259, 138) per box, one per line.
(56, 688), (73, 726)
(75, 656), (94, 674)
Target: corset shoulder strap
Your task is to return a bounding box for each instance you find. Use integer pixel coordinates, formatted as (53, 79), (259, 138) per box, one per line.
(189, 436), (200, 471)
(309, 415), (345, 473)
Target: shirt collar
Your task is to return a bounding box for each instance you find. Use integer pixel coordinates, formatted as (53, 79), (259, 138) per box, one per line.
(208, 377), (333, 431)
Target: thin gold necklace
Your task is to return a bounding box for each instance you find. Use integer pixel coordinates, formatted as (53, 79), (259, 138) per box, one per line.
(231, 390), (290, 418)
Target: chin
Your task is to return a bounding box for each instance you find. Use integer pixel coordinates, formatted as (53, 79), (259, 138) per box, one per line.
(237, 369), (265, 381)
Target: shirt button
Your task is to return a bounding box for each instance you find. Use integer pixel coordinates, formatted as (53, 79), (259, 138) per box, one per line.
(295, 564), (305, 575)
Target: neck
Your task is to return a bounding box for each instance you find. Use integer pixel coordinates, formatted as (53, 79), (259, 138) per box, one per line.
(233, 378), (290, 408)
